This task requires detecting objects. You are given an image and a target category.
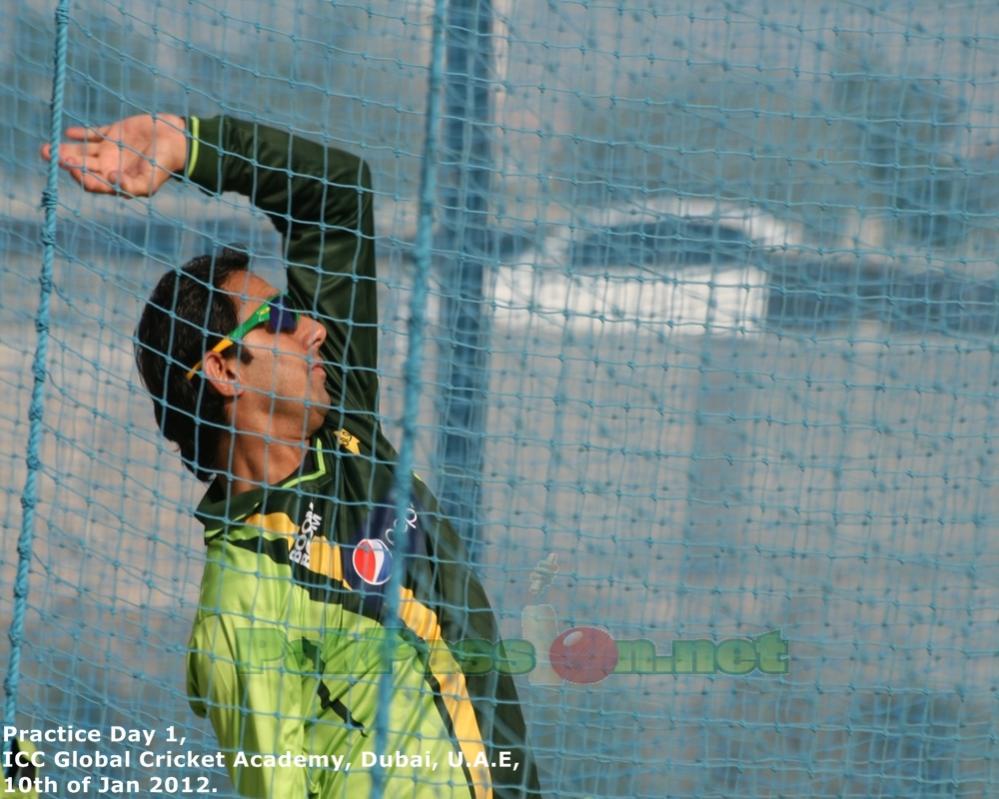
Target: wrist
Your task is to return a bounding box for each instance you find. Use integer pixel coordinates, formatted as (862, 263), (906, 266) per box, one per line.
(181, 116), (224, 193)
(155, 113), (188, 175)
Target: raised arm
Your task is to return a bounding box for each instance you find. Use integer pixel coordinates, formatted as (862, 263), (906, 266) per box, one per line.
(183, 116), (379, 424)
(44, 113), (380, 423)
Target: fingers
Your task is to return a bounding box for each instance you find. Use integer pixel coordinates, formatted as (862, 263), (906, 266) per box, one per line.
(52, 153), (125, 195)
(41, 141), (102, 168)
(62, 165), (116, 195)
(113, 171), (152, 198)
(40, 142), (77, 169)
(39, 119), (165, 197)
(40, 124), (110, 162)
(64, 124), (110, 142)
(71, 167), (146, 197)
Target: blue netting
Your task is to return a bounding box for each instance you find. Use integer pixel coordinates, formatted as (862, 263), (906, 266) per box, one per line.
(3, 1), (999, 797)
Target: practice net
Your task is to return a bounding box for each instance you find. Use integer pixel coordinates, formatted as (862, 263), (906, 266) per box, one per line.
(3, 1), (999, 797)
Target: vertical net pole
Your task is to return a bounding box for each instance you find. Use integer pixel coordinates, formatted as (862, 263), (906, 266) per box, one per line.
(435, 0), (495, 561)
(4, 0), (70, 739)
(372, 0), (449, 796)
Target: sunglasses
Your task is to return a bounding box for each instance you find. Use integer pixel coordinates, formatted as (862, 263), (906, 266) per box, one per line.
(184, 293), (301, 381)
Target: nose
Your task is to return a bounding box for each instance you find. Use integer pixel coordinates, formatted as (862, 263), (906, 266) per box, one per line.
(304, 316), (327, 355)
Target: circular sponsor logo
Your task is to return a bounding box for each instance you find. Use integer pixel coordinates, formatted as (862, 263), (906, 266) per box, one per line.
(352, 538), (393, 585)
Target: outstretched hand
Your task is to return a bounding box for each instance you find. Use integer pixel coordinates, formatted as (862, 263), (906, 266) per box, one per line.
(40, 114), (187, 197)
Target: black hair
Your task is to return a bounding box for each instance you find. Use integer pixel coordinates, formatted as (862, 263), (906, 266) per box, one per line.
(135, 247), (253, 481)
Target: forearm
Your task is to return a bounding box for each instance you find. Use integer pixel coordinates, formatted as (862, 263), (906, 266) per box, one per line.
(181, 115), (371, 241)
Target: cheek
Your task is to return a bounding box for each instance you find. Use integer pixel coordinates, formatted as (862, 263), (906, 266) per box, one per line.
(252, 351), (305, 394)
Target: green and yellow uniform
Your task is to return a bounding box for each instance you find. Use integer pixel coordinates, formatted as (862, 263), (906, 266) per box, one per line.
(181, 117), (541, 799)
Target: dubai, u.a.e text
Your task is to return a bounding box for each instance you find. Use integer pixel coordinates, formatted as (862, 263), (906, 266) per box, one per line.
(3, 725), (520, 795)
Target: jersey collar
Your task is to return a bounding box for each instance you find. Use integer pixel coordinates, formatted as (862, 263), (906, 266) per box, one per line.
(194, 437), (328, 537)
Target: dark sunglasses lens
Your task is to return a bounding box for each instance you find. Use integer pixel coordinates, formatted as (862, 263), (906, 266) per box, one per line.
(266, 300), (298, 333)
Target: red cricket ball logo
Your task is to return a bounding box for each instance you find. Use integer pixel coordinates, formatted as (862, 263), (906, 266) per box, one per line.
(548, 626), (620, 684)
(520, 553), (620, 686)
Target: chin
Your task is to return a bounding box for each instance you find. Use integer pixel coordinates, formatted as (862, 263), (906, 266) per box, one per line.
(308, 407), (329, 435)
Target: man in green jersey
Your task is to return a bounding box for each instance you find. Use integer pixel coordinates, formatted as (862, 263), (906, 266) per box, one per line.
(43, 114), (541, 799)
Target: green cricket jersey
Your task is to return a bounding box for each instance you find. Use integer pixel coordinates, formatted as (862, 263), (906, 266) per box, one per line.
(180, 117), (541, 799)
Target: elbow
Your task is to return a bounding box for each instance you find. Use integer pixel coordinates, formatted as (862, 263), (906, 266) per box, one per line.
(350, 156), (374, 221)
(328, 151), (372, 194)
(356, 156), (373, 194)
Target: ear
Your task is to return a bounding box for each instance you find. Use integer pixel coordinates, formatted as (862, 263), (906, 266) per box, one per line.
(201, 350), (243, 398)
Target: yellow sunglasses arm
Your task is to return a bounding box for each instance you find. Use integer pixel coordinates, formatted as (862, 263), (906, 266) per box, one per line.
(184, 337), (235, 381)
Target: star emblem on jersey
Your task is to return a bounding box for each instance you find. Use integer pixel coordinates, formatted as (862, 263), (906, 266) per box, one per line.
(352, 538), (394, 585)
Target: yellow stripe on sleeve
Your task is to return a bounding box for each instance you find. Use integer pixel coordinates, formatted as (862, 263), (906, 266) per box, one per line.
(185, 115), (201, 178)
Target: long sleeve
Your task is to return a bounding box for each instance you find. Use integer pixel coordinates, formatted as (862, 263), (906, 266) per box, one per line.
(182, 115), (380, 428)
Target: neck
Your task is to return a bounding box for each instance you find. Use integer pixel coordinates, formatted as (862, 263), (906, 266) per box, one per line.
(218, 428), (312, 496)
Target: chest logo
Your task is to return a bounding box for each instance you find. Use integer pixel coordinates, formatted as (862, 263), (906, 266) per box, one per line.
(334, 428), (361, 455)
(352, 538), (393, 585)
(289, 502), (322, 568)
